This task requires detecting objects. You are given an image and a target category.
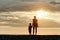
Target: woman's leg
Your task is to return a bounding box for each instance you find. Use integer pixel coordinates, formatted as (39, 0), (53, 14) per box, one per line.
(35, 27), (37, 35)
(33, 27), (34, 35)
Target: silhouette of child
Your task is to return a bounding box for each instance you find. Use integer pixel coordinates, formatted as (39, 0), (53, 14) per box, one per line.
(28, 23), (32, 35)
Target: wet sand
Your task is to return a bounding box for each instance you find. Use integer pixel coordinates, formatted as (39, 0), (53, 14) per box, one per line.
(0, 26), (60, 35)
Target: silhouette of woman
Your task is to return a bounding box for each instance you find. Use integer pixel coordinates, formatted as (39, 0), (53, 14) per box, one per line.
(32, 16), (38, 35)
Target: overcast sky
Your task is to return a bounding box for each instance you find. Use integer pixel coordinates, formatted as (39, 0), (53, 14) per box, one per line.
(0, 0), (60, 12)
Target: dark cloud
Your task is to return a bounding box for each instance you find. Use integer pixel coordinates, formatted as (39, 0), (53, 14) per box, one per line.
(0, 0), (59, 12)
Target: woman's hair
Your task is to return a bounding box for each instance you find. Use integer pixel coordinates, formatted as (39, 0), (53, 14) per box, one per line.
(34, 16), (36, 19)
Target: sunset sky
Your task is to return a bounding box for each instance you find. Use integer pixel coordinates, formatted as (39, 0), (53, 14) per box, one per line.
(0, 0), (60, 27)
(0, 0), (60, 35)
(0, 0), (60, 11)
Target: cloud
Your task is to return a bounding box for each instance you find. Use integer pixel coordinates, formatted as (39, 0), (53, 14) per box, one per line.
(0, 0), (59, 12)
(38, 19), (60, 28)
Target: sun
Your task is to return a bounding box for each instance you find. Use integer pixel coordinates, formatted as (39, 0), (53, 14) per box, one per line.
(36, 10), (49, 18)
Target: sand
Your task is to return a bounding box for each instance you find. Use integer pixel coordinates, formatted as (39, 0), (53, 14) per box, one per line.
(0, 26), (60, 35)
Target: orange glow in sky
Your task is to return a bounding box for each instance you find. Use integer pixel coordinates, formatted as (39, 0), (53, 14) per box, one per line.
(35, 10), (49, 19)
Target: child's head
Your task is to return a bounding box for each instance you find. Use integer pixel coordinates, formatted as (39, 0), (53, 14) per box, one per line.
(29, 23), (31, 25)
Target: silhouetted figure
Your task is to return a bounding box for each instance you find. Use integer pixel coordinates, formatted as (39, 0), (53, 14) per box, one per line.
(28, 23), (32, 35)
(32, 16), (38, 35)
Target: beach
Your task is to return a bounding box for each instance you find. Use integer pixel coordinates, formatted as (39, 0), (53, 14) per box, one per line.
(0, 26), (60, 35)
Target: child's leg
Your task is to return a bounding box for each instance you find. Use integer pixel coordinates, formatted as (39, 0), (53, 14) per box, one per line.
(29, 32), (31, 35)
(29, 29), (31, 35)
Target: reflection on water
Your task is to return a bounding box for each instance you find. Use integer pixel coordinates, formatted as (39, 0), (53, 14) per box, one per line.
(0, 27), (60, 35)
(0, 11), (60, 28)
